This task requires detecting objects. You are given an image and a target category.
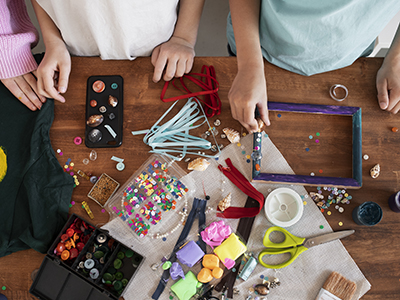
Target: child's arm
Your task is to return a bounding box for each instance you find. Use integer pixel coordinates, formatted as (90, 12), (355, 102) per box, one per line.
(376, 24), (400, 113)
(228, 0), (269, 133)
(0, 0), (46, 111)
(151, 0), (205, 83)
(31, 0), (70, 103)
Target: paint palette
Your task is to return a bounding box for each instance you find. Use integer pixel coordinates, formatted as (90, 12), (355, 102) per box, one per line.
(85, 75), (123, 148)
(106, 154), (194, 242)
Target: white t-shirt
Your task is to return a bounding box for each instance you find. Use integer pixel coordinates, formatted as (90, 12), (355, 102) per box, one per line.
(36, 0), (178, 59)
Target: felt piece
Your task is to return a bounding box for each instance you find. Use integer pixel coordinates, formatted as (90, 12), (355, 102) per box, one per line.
(0, 56), (73, 257)
(176, 240), (204, 268)
(169, 262), (184, 280)
(170, 271), (199, 300)
(197, 268), (213, 283)
(202, 254), (220, 270)
(213, 233), (247, 269)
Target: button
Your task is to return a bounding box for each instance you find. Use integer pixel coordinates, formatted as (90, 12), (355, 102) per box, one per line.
(61, 250), (70, 260)
(90, 268), (99, 279)
(84, 258), (95, 269)
(96, 233), (107, 243)
(90, 100), (97, 107)
(93, 80), (105, 93)
(116, 162), (125, 171)
(111, 83), (118, 89)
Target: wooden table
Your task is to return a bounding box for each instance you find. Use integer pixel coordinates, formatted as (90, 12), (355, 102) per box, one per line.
(1, 57), (399, 299)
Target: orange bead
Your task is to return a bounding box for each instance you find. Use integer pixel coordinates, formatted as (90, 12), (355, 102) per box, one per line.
(392, 127), (398, 132)
(61, 250), (70, 260)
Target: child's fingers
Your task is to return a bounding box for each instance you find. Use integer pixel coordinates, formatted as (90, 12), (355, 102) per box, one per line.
(24, 72), (47, 103)
(388, 88), (400, 113)
(57, 62), (70, 94)
(153, 54), (168, 83)
(42, 70), (65, 102)
(163, 57), (178, 82)
(1, 78), (38, 111)
(376, 79), (389, 110)
(175, 59), (187, 78)
(151, 46), (160, 68)
(257, 102), (270, 126)
(14, 75), (43, 110)
(185, 57), (194, 74)
(242, 106), (259, 134)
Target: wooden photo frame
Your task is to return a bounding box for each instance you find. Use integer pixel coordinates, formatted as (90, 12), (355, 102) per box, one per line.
(252, 102), (362, 189)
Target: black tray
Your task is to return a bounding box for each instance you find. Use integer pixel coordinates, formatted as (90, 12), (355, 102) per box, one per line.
(29, 214), (144, 300)
(85, 75), (123, 148)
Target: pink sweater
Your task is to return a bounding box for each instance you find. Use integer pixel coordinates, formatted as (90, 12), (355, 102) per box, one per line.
(0, 0), (38, 79)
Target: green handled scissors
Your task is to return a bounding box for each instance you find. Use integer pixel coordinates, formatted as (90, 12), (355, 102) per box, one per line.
(258, 226), (355, 269)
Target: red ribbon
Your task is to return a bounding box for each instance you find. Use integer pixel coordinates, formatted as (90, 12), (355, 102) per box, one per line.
(160, 65), (221, 117)
(217, 159), (265, 219)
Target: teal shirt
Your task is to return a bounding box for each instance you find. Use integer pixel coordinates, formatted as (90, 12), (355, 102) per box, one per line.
(227, 0), (400, 76)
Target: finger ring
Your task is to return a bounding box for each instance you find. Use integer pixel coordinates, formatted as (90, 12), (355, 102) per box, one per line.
(329, 84), (348, 102)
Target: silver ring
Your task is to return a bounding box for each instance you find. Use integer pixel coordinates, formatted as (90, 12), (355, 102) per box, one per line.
(329, 84), (348, 102)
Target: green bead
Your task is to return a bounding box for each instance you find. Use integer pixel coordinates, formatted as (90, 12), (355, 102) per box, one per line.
(103, 273), (113, 281)
(94, 251), (104, 259)
(115, 271), (124, 280)
(113, 258), (123, 269)
(125, 249), (134, 258)
(162, 261), (172, 270)
(113, 280), (123, 291)
(117, 251), (125, 260)
(121, 278), (129, 287)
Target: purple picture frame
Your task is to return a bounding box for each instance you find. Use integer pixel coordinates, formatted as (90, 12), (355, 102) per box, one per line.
(252, 101), (362, 189)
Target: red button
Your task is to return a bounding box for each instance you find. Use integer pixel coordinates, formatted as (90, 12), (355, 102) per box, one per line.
(61, 234), (69, 242)
(70, 248), (79, 259)
(66, 228), (74, 237)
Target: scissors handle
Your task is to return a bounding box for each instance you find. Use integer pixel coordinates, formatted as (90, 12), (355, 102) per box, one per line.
(258, 245), (308, 269)
(262, 226), (306, 248)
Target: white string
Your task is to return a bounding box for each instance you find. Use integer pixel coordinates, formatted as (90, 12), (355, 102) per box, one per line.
(131, 98), (221, 160)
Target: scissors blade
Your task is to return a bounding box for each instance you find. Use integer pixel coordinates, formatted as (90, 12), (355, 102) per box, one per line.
(303, 230), (355, 249)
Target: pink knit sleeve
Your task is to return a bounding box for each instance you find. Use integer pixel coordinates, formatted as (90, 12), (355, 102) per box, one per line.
(0, 0), (39, 79)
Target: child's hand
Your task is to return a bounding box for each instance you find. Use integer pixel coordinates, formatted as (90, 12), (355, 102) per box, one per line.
(151, 36), (195, 83)
(228, 66), (270, 133)
(1, 71), (47, 111)
(36, 43), (71, 103)
(376, 57), (400, 113)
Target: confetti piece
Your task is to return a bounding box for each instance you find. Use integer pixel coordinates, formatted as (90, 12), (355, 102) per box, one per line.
(303, 201), (307, 205)
(306, 148), (310, 152)
(277, 114), (282, 118)
(237, 143), (241, 147)
(327, 211), (331, 215)
(316, 132), (320, 136)
(319, 169), (323, 173)
(309, 135), (313, 139)
(319, 225), (324, 229)
(338, 222), (343, 226)
(315, 139), (319, 143)
(310, 172), (315, 176)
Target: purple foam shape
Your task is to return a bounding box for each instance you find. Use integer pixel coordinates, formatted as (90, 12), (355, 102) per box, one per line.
(170, 262), (185, 280)
(176, 240), (205, 267)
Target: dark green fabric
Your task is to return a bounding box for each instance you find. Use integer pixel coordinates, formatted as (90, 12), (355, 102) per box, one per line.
(0, 65), (73, 257)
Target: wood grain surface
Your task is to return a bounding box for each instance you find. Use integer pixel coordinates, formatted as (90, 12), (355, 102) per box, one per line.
(1, 57), (399, 299)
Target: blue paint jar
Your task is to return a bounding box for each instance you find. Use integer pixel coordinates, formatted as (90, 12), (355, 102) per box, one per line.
(352, 201), (382, 226)
(388, 191), (400, 213)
